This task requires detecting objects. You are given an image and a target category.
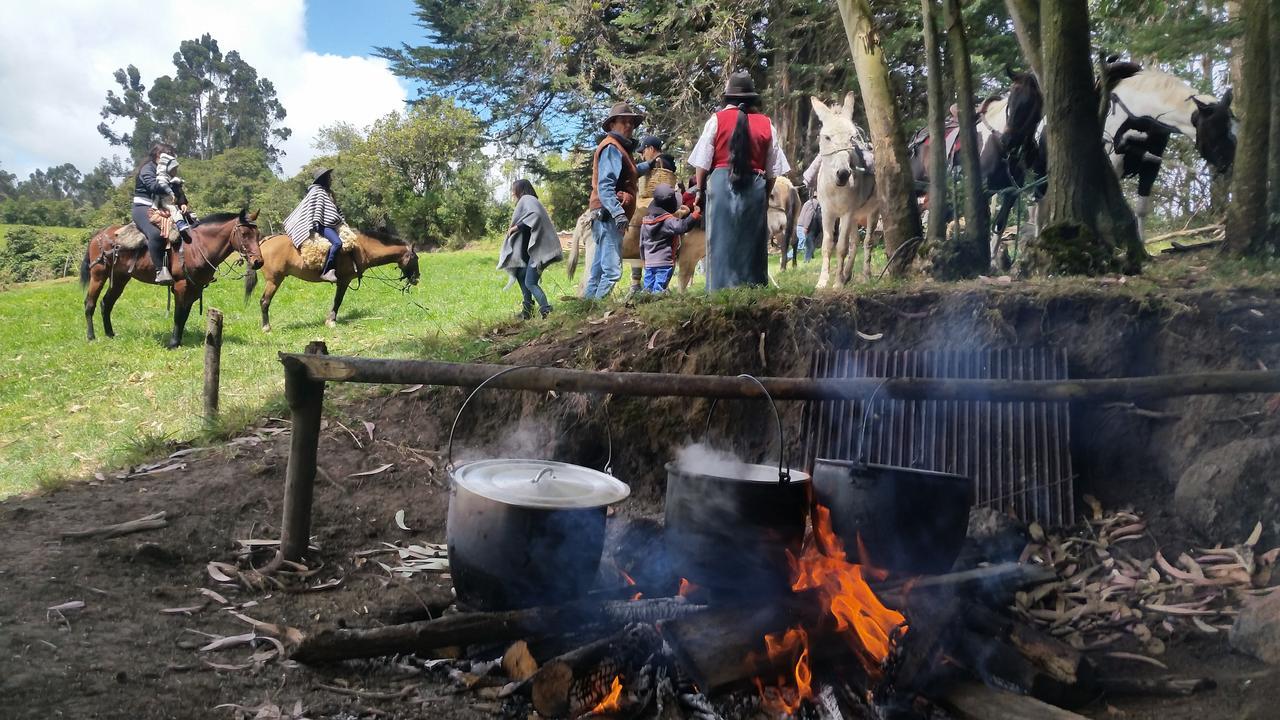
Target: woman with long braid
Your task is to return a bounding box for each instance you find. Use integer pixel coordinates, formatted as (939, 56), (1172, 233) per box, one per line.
(687, 70), (791, 289)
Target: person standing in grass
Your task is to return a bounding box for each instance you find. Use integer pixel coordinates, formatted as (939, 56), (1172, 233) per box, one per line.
(498, 179), (562, 319)
(639, 183), (701, 293)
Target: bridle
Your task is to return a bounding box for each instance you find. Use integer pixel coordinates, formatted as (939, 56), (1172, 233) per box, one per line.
(820, 125), (872, 173)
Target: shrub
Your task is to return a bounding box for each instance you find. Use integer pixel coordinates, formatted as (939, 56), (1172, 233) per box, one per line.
(0, 226), (87, 283)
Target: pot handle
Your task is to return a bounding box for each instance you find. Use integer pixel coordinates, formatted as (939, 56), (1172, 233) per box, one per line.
(854, 378), (892, 467)
(445, 365), (614, 475)
(703, 373), (791, 484)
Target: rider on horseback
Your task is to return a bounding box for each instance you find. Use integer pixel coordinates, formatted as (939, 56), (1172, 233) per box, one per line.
(284, 167), (345, 283)
(131, 143), (190, 285)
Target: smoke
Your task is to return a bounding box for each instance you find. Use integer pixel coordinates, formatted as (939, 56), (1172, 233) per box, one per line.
(674, 441), (752, 478)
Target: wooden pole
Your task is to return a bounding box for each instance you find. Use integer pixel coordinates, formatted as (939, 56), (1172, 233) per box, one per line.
(203, 308), (223, 423)
(280, 353), (1280, 404)
(275, 341), (328, 567)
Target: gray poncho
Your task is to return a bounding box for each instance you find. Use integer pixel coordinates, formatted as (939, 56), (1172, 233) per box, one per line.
(498, 194), (563, 272)
(284, 184), (345, 248)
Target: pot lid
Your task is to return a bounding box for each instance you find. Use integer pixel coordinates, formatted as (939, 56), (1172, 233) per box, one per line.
(453, 459), (630, 509)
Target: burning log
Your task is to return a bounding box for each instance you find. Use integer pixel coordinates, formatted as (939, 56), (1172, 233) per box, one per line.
(529, 624), (662, 718)
(290, 597), (704, 664)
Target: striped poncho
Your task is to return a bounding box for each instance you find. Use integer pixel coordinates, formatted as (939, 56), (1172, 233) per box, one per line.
(284, 184), (345, 248)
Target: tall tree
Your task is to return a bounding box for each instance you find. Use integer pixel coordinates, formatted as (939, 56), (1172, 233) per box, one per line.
(0, 164), (16, 200)
(1035, 0), (1144, 274)
(98, 35), (290, 167)
(1267, 0), (1280, 245)
(941, 0), (990, 277)
(1005, 0), (1043, 81)
(836, 0), (926, 276)
(921, 0), (949, 254)
(1225, 0), (1270, 252)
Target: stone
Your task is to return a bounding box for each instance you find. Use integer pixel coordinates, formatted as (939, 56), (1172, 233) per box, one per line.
(1173, 437), (1280, 545)
(1231, 590), (1280, 665)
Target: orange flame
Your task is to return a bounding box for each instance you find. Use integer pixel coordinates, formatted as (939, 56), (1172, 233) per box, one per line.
(752, 627), (812, 715)
(677, 578), (697, 598)
(591, 675), (624, 714)
(618, 568), (637, 586)
(789, 505), (907, 671)
(631, 591), (644, 601)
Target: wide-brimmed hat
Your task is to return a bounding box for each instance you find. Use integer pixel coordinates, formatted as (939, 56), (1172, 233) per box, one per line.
(723, 70), (759, 101)
(601, 102), (645, 131)
(312, 167), (334, 183)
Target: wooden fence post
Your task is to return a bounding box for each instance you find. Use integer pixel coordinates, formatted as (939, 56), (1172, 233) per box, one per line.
(203, 308), (223, 423)
(276, 340), (329, 566)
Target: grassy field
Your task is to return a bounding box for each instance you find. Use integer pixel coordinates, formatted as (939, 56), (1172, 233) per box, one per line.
(0, 239), (601, 496)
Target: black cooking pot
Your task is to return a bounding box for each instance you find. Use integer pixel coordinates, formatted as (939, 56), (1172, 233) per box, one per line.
(445, 367), (629, 611)
(664, 375), (811, 599)
(812, 458), (972, 574)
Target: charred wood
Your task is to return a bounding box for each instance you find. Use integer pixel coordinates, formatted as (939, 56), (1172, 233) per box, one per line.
(290, 598), (704, 664)
(530, 624), (663, 718)
(941, 682), (1089, 720)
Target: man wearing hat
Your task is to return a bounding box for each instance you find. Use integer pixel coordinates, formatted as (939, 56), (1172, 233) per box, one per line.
(284, 166), (346, 282)
(584, 101), (645, 300)
(688, 70), (791, 290)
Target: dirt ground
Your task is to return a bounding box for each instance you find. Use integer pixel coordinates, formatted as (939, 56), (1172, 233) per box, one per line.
(4, 277), (1280, 719)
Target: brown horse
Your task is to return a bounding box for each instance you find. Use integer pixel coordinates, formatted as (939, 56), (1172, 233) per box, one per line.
(245, 229), (421, 332)
(81, 209), (264, 348)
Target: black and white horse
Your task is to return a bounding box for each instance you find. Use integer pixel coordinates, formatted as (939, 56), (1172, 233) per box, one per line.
(910, 67), (1044, 262)
(1101, 61), (1236, 237)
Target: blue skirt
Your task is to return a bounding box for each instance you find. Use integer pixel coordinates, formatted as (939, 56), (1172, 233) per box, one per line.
(705, 168), (768, 290)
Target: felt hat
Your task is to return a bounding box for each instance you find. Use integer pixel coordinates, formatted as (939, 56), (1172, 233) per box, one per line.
(723, 70), (759, 102)
(601, 102), (645, 131)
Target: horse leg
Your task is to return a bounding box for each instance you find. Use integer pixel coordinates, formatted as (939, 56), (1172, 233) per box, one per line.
(327, 278), (351, 327)
(100, 274), (130, 338)
(1134, 194), (1151, 240)
(260, 274), (283, 332)
(862, 212), (878, 282)
(817, 211), (837, 289)
(992, 193), (1017, 271)
(833, 216), (852, 289)
(83, 266), (106, 342)
(168, 286), (195, 349)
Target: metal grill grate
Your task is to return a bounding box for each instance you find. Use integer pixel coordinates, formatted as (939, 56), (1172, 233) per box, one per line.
(801, 348), (1074, 526)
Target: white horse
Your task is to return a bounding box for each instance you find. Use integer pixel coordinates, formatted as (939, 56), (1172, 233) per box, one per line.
(811, 93), (880, 289)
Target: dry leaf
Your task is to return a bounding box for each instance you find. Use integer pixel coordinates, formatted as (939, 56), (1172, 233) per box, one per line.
(362, 421), (375, 443)
(207, 562), (238, 583)
(395, 509), (411, 531)
(349, 463), (393, 478)
(199, 632), (257, 652)
(1246, 521), (1263, 547)
(199, 588), (230, 605)
(160, 604), (206, 615)
(400, 384), (424, 394)
(47, 600), (85, 612)
(856, 331), (884, 341)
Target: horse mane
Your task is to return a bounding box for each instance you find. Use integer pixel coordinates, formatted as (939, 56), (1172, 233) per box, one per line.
(357, 227), (410, 246)
(198, 211), (244, 224)
(1104, 61), (1145, 94)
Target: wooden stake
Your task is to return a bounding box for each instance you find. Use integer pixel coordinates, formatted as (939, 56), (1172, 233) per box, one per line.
(274, 341), (328, 567)
(203, 308), (223, 423)
(61, 511), (168, 540)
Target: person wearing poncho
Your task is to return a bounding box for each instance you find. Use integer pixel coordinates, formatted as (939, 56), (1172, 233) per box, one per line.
(498, 179), (563, 319)
(688, 70), (791, 290)
(284, 167), (345, 282)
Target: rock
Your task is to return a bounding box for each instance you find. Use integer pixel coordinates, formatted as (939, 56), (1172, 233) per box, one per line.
(1173, 437), (1280, 545)
(1231, 591), (1280, 664)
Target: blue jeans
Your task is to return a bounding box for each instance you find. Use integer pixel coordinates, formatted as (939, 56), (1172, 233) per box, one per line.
(515, 264), (551, 313)
(793, 228), (807, 261)
(584, 218), (623, 299)
(642, 266), (674, 293)
(319, 226), (342, 273)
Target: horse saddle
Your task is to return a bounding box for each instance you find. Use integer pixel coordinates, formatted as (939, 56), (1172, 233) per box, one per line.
(298, 224), (359, 270)
(112, 220), (180, 250)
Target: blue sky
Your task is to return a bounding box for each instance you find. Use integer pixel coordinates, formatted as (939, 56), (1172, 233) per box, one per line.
(305, 0), (424, 95)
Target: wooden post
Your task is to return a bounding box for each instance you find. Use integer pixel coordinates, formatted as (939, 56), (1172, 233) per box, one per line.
(276, 340), (328, 567)
(203, 308), (223, 423)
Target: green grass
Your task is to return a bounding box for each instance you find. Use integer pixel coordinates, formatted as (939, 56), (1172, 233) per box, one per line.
(0, 240), (568, 497)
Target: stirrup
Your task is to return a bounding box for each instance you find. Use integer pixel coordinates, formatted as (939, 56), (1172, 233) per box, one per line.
(155, 267), (174, 285)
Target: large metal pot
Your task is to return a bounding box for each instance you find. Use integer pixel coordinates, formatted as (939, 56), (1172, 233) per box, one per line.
(664, 375), (811, 599)
(812, 459), (972, 575)
(445, 367), (630, 611)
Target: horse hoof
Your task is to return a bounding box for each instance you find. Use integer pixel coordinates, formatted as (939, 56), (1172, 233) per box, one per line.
(325, 319), (337, 328)
(262, 325), (272, 333)
(166, 340), (180, 350)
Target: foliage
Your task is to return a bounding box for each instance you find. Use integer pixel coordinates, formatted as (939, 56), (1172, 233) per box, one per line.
(0, 225), (87, 283)
(526, 151), (591, 230)
(309, 98), (494, 247)
(0, 198), (88, 227)
(98, 34), (291, 168)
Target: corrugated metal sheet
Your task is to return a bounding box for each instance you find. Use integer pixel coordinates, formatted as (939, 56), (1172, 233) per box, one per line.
(801, 349), (1073, 526)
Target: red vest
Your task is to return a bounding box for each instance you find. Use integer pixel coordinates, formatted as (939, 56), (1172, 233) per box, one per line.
(588, 134), (639, 218)
(711, 108), (772, 174)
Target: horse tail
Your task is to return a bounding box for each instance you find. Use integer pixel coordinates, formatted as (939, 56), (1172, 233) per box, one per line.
(79, 241), (92, 288)
(728, 103), (754, 189)
(244, 264), (259, 302)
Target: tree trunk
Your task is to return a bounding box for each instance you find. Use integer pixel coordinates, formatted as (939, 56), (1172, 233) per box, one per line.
(1226, 0), (1270, 253)
(836, 0), (926, 277)
(941, 0), (990, 277)
(922, 0), (949, 254)
(1267, 0), (1280, 247)
(1036, 0), (1143, 275)
(1005, 0), (1043, 82)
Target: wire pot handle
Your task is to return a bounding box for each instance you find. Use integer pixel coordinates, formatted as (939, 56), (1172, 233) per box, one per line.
(703, 374), (790, 484)
(854, 378), (893, 467)
(446, 365), (614, 475)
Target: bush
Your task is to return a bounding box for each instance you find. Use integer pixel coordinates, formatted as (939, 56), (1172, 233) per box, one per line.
(0, 226), (87, 283)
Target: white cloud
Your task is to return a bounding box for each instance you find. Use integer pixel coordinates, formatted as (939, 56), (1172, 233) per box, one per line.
(0, 0), (407, 179)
